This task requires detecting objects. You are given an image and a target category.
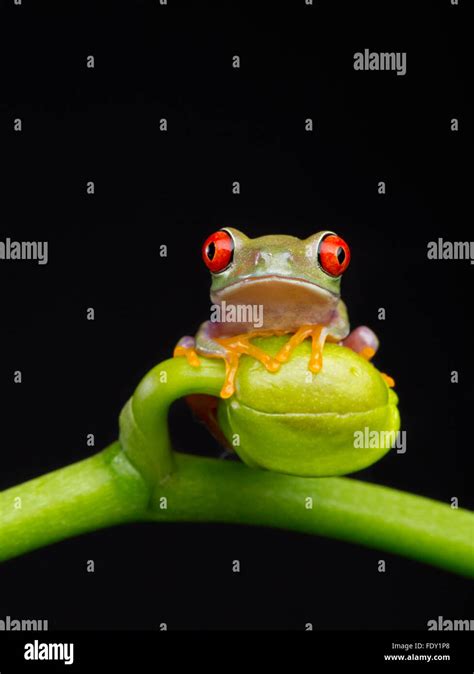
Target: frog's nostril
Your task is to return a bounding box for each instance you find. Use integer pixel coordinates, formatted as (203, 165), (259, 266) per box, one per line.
(255, 250), (272, 266)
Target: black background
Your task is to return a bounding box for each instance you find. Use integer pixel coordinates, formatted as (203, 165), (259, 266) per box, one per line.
(0, 0), (472, 630)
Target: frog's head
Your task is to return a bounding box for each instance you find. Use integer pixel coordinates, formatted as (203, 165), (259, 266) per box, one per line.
(202, 228), (351, 329)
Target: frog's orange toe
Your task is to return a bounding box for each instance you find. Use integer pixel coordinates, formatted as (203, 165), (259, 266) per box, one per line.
(174, 344), (201, 368)
(380, 372), (395, 388)
(360, 346), (376, 361)
(274, 324), (328, 376)
(211, 331), (286, 397)
(266, 360), (281, 373)
(309, 355), (323, 374)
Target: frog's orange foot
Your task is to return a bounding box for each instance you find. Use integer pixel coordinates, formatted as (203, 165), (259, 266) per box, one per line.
(214, 333), (283, 398)
(275, 324), (328, 374)
(210, 326), (329, 397)
(173, 337), (201, 367)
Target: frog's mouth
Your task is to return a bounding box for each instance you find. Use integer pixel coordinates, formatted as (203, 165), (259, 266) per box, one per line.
(211, 275), (338, 330)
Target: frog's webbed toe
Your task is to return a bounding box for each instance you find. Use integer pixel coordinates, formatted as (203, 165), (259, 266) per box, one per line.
(174, 335), (201, 367)
(211, 333), (282, 399)
(275, 324), (329, 374)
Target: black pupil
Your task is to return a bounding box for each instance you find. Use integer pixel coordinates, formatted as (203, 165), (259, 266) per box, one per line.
(207, 242), (216, 260)
(336, 247), (345, 264)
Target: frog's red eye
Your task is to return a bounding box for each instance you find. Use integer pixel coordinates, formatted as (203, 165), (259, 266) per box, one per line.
(318, 234), (351, 276)
(202, 230), (234, 273)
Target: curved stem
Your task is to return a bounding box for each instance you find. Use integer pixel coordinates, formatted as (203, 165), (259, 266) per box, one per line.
(119, 357), (224, 485)
(149, 453), (474, 578)
(0, 445), (472, 577)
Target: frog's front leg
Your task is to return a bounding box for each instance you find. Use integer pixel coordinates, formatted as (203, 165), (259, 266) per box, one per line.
(341, 325), (379, 361)
(175, 321), (281, 398)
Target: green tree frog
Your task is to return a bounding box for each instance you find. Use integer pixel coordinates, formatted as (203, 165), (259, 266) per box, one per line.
(174, 228), (393, 399)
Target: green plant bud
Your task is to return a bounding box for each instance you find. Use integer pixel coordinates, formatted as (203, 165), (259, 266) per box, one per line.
(217, 337), (400, 476)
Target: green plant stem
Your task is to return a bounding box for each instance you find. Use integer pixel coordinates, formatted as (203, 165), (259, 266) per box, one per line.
(152, 453), (474, 578)
(0, 444), (149, 562)
(0, 443), (473, 577)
